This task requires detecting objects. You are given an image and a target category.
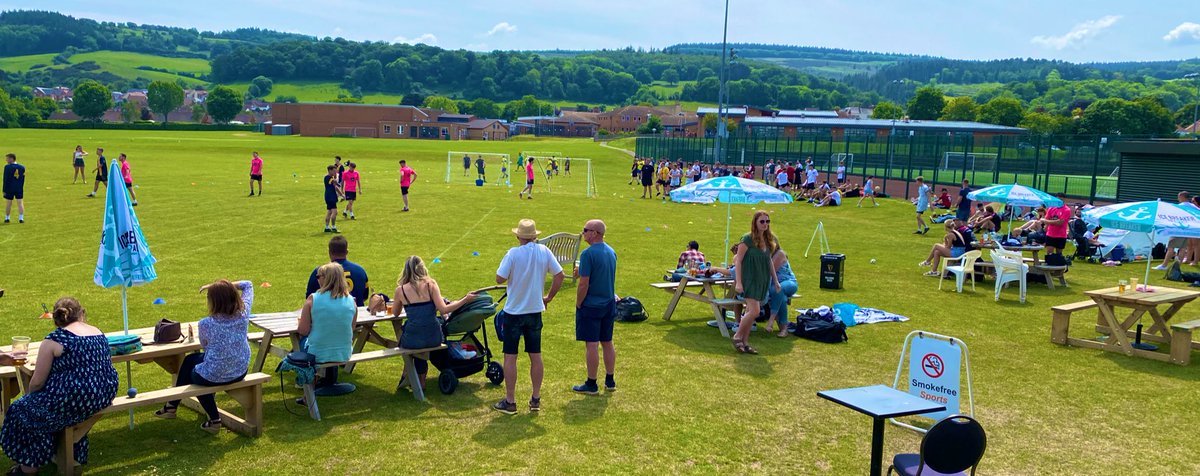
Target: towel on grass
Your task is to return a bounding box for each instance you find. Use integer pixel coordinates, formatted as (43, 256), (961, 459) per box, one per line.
(795, 307), (910, 325)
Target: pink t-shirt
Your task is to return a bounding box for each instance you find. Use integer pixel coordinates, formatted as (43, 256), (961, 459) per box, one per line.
(120, 160), (132, 184)
(250, 157), (263, 175)
(526, 161), (534, 180)
(1045, 205), (1072, 238)
(400, 166), (415, 187)
(342, 170), (360, 192)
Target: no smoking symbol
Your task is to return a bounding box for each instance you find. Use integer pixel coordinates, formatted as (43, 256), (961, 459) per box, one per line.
(921, 353), (944, 378)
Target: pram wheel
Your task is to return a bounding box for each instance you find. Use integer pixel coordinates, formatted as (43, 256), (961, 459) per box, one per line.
(439, 370), (459, 395)
(486, 362), (504, 385)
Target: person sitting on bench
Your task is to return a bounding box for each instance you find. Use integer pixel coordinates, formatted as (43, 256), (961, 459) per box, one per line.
(300, 263), (357, 393)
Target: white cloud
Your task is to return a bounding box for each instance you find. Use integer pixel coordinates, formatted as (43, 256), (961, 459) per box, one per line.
(465, 43), (490, 51)
(486, 22), (517, 36)
(1031, 15), (1121, 50)
(1164, 22), (1200, 44)
(392, 33), (438, 45)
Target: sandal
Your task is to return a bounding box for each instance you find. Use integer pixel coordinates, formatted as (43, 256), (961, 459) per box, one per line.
(924, 271), (941, 277)
(200, 419), (222, 434)
(776, 330), (790, 338)
(919, 261), (931, 267)
(742, 343), (759, 354)
(732, 339), (749, 353)
(153, 406), (177, 419)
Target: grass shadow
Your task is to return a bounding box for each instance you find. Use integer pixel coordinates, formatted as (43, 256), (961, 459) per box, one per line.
(561, 394), (610, 425)
(470, 412), (546, 448)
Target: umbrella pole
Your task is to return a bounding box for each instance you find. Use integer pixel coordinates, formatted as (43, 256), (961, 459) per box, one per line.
(1144, 231), (1154, 288)
(123, 286), (134, 429)
(724, 201), (732, 267)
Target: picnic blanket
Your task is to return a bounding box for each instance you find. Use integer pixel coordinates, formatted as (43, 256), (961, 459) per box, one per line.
(796, 306), (910, 325)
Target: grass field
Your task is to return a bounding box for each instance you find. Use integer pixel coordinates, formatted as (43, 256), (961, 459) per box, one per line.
(0, 51), (210, 87)
(0, 130), (1197, 474)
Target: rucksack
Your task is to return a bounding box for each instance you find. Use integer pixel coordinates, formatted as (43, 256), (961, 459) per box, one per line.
(792, 317), (848, 343)
(1152, 243), (1167, 260)
(615, 297), (647, 322)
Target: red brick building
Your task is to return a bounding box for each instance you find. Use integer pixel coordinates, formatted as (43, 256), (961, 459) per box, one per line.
(270, 102), (506, 140)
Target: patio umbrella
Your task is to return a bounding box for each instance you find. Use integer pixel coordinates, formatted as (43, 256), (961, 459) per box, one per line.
(967, 183), (1064, 234)
(93, 159), (158, 427)
(669, 176), (793, 265)
(1083, 199), (1200, 286)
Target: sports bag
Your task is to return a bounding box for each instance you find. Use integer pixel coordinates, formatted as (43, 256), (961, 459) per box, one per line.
(615, 297), (647, 322)
(107, 334), (143, 355)
(792, 317), (848, 343)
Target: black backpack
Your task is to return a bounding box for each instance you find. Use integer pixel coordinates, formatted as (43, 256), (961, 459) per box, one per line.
(615, 297), (647, 322)
(793, 317), (848, 343)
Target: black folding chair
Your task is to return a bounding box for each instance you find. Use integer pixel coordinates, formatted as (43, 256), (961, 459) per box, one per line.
(888, 414), (987, 476)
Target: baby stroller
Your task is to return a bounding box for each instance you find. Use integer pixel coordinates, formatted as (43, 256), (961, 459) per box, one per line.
(430, 285), (507, 394)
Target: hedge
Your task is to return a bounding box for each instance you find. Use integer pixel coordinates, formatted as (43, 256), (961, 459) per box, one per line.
(28, 120), (256, 132)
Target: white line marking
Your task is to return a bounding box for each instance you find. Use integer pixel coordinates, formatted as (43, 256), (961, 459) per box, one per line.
(434, 206), (497, 259)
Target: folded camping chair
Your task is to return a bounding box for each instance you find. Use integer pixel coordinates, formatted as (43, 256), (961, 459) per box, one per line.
(939, 250), (982, 293)
(991, 249), (1027, 303)
(888, 414), (987, 476)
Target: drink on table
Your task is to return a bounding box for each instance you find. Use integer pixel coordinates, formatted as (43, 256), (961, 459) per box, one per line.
(11, 336), (30, 366)
(1118, 280), (1128, 294)
(1130, 277), (1139, 291)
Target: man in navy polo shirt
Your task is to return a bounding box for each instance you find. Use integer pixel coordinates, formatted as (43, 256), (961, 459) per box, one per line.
(3, 153), (25, 224)
(306, 235), (369, 307)
(573, 219), (618, 395)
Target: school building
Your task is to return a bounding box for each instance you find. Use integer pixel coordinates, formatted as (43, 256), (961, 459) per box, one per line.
(268, 103), (509, 140)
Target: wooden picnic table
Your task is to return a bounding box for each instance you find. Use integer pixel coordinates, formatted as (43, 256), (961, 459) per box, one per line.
(971, 242), (1070, 289)
(971, 242), (1044, 264)
(1065, 285), (1200, 364)
(653, 273), (742, 338)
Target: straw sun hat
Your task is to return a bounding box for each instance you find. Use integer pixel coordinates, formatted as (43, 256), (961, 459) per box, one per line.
(512, 219), (541, 240)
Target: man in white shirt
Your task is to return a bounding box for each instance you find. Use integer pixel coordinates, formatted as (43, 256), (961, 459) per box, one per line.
(836, 161), (846, 184)
(492, 219), (564, 414)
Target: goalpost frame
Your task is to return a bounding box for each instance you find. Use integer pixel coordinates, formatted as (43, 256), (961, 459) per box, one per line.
(524, 155), (597, 198)
(445, 151), (511, 185)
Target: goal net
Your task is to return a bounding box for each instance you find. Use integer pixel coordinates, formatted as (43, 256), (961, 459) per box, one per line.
(827, 153), (854, 174)
(523, 155), (597, 198)
(331, 127), (377, 138)
(445, 151), (512, 186)
(941, 152), (997, 172)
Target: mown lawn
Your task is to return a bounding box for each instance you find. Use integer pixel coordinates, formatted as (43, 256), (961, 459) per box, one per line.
(0, 130), (1197, 475)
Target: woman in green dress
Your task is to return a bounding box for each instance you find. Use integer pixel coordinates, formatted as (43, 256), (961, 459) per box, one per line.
(732, 210), (781, 354)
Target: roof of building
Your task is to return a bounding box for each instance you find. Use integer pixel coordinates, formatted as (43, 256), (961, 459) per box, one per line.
(439, 113), (473, 120)
(1178, 120), (1200, 134)
(467, 119), (502, 129)
(696, 107), (748, 116)
(517, 115), (599, 125)
(743, 116), (1026, 133)
(776, 110), (839, 118)
(601, 105), (672, 118)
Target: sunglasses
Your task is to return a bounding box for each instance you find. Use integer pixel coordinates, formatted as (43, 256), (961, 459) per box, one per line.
(758, 219), (771, 224)
(583, 228), (596, 234)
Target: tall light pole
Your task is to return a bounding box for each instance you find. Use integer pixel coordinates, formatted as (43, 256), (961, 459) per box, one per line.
(713, 0), (730, 164)
(1186, 73), (1200, 135)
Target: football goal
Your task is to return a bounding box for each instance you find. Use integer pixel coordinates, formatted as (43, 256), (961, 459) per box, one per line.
(827, 153), (854, 173)
(941, 152), (998, 172)
(445, 151), (512, 187)
(330, 127), (377, 138)
(523, 155), (597, 198)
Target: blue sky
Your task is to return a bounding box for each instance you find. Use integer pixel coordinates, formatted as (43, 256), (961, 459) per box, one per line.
(2, 0), (1198, 62)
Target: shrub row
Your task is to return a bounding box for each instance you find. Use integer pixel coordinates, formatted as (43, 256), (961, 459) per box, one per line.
(29, 120), (256, 131)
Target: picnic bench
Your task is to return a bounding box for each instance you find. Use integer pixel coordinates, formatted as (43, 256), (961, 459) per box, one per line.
(654, 274), (739, 337)
(298, 346), (444, 420)
(53, 373), (273, 475)
(1051, 286), (1200, 365)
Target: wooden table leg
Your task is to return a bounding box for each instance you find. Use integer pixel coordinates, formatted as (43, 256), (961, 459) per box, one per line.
(661, 278), (689, 321)
(1093, 300), (1136, 354)
(1145, 301), (1189, 337)
(344, 323), (374, 374)
(402, 354), (427, 401)
(251, 333), (275, 373)
(710, 303), (731, 338)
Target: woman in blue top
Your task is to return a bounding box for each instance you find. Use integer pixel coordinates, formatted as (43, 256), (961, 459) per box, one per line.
(300, 262), (357, 388)
(392, 256), (475, 391)
(1, 298), (118, 474)
(764, 250), (799, 338)
(154, 280), (253, 433)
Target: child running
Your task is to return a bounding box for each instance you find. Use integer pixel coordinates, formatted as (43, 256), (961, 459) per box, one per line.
(72, 145), (87, 184)
(857, 175), (878, 207)
(341, 162), (361, 220)
(87, 148), (107, 198)
(249, 152), (263, 196)
(518, 156), (535, 199)
(119, 153), (138, 206)
(323, 165), (344, 232)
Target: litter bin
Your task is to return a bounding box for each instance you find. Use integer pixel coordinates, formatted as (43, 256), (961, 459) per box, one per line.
(820, 253), (845, 290)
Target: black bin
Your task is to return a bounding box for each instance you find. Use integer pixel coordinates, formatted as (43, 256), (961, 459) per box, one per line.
(820, 253), (845, 289)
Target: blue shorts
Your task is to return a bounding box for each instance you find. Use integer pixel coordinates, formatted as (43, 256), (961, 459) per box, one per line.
(955, 208), (971, 221)
(951, 246), (966, 258)
(575, 301), (616, 342)
(325, 196), (338, 210)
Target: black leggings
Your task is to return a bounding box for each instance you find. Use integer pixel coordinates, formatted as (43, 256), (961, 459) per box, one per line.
(169, 353), (245, 420)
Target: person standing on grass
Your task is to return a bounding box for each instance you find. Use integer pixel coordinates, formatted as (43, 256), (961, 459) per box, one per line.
(341, 162), (361, 220)
(248, 151), (263, 197)
(564, 157), (571, 176)
(629, 157), (640, 186)
(668, 163), (682, 195)
(322, 165), (343, 233)
(1155, 191), (1195, 270)
(87, 148), (107, 198)
(857, 175), (877, 207)
(462, 153), (471, 177)
(914, 176), (933, 234)
(4, 153), (25, 224)
(775, 165), (789, 190)
(836, 160), (846, 184)
(518, 157), (536, 200)
(153, 279), (254, 434)
(475, 155), (487, 183)
(492, 219), (564, 414)
(119, 153), (138, 206)
(398, 160), (416, 212)
(954, 179), (972, 221)
(332, 156), (346, 185)
(731, 211), (780, 355)
(72, 145), (87, 184)
(573, 219), (618, 395)
(1041, 193), (1072, 255)
(640, 159), (654, 198)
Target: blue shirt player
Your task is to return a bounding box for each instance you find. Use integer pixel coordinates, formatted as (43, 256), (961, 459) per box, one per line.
(914, 176), (932, 234)
(857, 175), (878, 207)
(573, 219), (619, 395)
(3, 153), (25, 224)
(322, 165), (343, 233)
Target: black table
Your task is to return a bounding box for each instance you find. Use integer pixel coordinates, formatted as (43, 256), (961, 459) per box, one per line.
(818, 385), (947, 476)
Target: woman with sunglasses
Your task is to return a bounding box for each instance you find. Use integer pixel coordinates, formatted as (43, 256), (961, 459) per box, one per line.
(731, 211), (781, 354)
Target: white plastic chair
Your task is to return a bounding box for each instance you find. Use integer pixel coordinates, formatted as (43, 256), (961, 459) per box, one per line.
(939, 250), (982, 293)
(991, 249), (1028, 303)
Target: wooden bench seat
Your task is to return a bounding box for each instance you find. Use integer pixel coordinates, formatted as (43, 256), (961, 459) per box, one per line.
(1170, 319), (1200, 365)
(299, 345), (445, 421)
(55, 372), (272, 475)
(1030, 264), (1070, 290)
(1051, 300), (1098, 345)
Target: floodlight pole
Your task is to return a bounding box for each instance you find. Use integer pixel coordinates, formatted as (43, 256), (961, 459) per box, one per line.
(714, 0), (730, 165)
(1187, 73), (1200, 136)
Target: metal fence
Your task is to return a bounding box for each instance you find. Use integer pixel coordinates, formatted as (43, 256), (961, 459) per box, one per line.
(634, 132), (1168, 203)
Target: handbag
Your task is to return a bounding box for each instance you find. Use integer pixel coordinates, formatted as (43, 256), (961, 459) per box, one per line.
(107, 334), (143, 355)
(285, 350), (317, 368)
(153, 319), (183, 344)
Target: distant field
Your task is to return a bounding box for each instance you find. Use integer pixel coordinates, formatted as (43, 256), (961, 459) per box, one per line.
(0, 51), (209, 86)
(761, 57), (895, 78)
(939, 82), (1004, 97)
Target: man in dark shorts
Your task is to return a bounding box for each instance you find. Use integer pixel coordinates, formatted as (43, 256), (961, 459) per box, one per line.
(640, 160), (654, 198)
(475, 155), (486, 182)
(954, 179), (972, 221)
(1042, 193), (1072, 254)
(249, 151), (263, 196)
(573, 219), (618, 395)
(322, 165), (343, 233)
(493, 219), (564, 414)
(462, 153), (471, 177)
(629, 158), (640, 185)
(398, 160), (416, 212)
(4, 153), (25, 224)
(87, 148), (107, 198)
(333, 155), (346, 185)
